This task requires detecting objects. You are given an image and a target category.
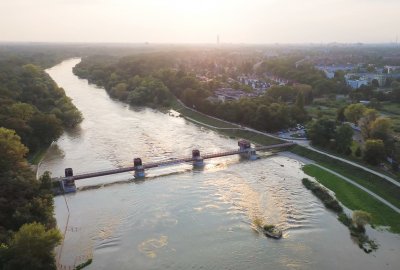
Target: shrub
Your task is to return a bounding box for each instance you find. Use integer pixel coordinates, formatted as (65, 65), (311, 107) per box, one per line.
(302, 178), (343, 213)
(75, 259), (93, 270)
(338, 213), (352, 227)
(355, 146), (362, 157)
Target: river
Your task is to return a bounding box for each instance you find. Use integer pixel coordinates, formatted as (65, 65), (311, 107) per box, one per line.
(39, 59), (400, 270)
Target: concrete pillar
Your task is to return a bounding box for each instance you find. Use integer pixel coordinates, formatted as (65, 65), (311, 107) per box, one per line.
(192, 149), (204, 167)
(62, 168), (77, 193)
(133, 158), (145, 178)
(238, 140), (258, 160)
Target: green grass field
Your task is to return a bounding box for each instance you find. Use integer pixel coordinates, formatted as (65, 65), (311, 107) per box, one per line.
(291, 145), (400, 209)
(381, 102), (400, 115)
(305, 98), (348, 119)
(303, 164), (400, 233)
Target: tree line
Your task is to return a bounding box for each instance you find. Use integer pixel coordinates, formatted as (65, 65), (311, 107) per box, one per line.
(0, 55), (82, 269)
(0, 60), (82, 153)
(308, 103), (396, 167)
(74, 53), (309, 132)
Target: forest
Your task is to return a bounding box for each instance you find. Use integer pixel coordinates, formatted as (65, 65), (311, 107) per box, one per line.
(73, 52), (309, 132)
(0, 50), (82, 270)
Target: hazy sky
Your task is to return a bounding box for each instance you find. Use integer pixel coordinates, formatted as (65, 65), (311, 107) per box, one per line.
(0, 0), (399, 44)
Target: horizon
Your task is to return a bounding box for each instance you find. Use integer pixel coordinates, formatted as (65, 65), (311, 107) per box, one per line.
(1, 41), (399, 47)
(1, 0), (399, 44)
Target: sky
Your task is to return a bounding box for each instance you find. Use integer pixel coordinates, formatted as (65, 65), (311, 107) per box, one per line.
(0, 0), (399, 44)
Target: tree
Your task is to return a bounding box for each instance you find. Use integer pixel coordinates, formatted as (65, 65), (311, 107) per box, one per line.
(9, 103), (36, 122)
(254, 105), (270, 130)
(392, 159), (399, 172)
(336, 106), (346, 122)
(307, 118), (336, 146)
(363, 139), (386, 165)
(110, 82), (129, 100)
(293, 84), (313, 104)
(295, 91), (305, 110)
(1, 222), (62, 270)
(29, 114), (63, 147)
(358, 109), (378, 140)
(0, 127), (28, 172)
(352, 210), (372, 232)
(344, 104), (366, 124)
(355, 146), (362, 157)
(371, 79), (379, 88)
(335, 124), (354, 153)
(370, 117), (392, 142)
(366, 65), (376, 73)
(391, 82), (400, 102)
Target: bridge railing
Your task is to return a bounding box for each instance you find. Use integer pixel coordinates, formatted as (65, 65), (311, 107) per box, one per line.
(54, 142), (295, 182)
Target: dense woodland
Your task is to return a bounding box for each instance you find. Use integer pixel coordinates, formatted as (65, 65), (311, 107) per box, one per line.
(73, 53), (310, 132)
(0, 50), (82, 270)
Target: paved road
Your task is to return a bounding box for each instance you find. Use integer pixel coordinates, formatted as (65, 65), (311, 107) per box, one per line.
(307, 146), (400, 188)
(313, 164), (400, 214)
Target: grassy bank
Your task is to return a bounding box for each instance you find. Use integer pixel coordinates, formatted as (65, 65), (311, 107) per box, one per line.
(170, 99), (237, 129)
(292, 145), (400, 209)
(27, 145), (50, 165)
(303, 164), (400, 233)
(311, 145), (400, 181)
(170, 98), (283, 146)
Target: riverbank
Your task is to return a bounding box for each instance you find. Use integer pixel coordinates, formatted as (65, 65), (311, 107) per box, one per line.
(292, 145), (400, 209)
(302, 176), (379, 253)
(28, 145), (49, 165)
(311, 144), (400, 182)
(170, 98), (283, 146)
(303, 164), (400, 233)
(28, 142), (52, 180)
(170, 96), (400, 234)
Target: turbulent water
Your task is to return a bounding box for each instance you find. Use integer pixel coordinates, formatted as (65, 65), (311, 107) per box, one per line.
(39, 59), (400, 270)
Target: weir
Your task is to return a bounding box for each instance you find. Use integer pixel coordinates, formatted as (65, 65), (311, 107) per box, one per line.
(54, 141), (295, 193)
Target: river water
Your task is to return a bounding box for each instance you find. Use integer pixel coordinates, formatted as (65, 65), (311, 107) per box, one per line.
(39, 59), (400, 270)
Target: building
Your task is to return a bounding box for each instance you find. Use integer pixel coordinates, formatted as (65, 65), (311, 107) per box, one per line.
(323, 69), (335, 79)
(213, 88), (260, 103)
(384, 65), (400, 74)
(215, 88), (246, 102)
(345, 73), (386, 89)
(315, 65), (355, 78)
(238, 76), (270, 91)
(345, 74), (368, 89)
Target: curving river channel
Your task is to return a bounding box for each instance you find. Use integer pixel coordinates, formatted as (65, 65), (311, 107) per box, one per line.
(39, 59), (400, 270)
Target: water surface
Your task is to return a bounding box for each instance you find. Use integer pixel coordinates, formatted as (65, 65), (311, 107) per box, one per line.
(40, 59), (400, 270)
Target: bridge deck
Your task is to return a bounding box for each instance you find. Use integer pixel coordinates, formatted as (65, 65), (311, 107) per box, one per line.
(54, 142), (294, 182)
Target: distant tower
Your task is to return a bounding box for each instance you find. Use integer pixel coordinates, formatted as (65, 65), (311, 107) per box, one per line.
(217, 34), (220, 45)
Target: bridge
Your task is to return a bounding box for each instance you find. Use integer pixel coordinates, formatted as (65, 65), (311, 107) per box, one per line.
(55, 140), (295, 193)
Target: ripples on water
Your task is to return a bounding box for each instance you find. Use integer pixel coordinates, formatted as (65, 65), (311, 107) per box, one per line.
(44, 59), (400, 270)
